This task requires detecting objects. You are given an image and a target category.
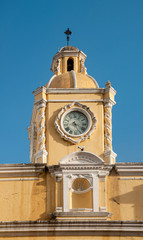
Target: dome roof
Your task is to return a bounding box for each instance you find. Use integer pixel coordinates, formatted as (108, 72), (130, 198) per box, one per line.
(45, 71), (99, 89)
(60, 46), (79, 52)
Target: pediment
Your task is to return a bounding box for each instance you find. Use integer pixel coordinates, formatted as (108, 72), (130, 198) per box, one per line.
(59, 151), (104, 165)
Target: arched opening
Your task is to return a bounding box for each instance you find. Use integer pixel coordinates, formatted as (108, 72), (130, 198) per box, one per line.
(69, 177), (93, 211)
(67, 58), (74, 71)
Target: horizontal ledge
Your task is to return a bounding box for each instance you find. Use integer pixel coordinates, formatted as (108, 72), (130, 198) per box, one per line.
(53, 211), (111, 217)
(0, 220), (143, 237)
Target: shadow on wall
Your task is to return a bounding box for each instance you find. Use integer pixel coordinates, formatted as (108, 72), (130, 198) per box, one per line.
(110, 183), (143, 220)
(30, 172), (48, 221)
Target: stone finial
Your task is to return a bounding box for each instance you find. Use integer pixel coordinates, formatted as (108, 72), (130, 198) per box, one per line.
(105, 80), (111, 88)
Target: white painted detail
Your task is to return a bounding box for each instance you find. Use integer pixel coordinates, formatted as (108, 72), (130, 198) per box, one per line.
(71, 70), (77, 88)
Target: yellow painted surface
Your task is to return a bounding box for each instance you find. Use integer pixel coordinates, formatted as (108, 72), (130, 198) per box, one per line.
(1, 236), (143, 240)
(107, 170), (143, 220)
(0, 175), (47, 221)
(1, 171), (143, 221)
(45, 72), (98, 88)
(47, 92), (103, 100)
(69, 190), (93, 209)
(46, 101), (104, 165)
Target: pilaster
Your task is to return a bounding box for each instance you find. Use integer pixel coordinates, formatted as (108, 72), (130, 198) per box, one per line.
(34, 99), (48, 163)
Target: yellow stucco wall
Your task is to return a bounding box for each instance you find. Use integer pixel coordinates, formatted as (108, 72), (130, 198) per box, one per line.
(45, 93), (104, 165)
(1, 170), (143, 221)
(1, 236), (143, 240)
(0, 173), (47, 221)
(108, 170), (143, 220)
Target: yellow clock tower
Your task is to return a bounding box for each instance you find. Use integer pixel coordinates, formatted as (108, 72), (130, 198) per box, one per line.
(0, 30), (143, 240)
(27, 33), (117, 219)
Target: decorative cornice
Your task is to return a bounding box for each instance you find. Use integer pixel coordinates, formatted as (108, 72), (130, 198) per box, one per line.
(0, 220), (143, 237)
(60, 151), (104, 165)
(34, 98), (47, 108)
(53, 211), (112, 218)
(104, 97), (116, 106)
(104, 85), (117, 96)
(33, 86), (46, 96)
(0, 164), (46, 178)
(46, 88), (105, 94)
(115, 163), (143, 176)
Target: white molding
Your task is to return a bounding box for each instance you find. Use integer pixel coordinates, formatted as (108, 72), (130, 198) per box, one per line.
(104, 150), (117, 164)
(63, 173), (69, 212)
(1, 220), (143, 237)
(0, 164), (45, 178)
(46, 74), (57, 88)
(71, 70), (77, 88)
(104, 97), (116, 106)
(47, 99), (103, 102)
(35, 98), (47, 109)
(34, 150), (48, 163)
(0, 178), (40, 181)
(32, 86), (46, 96)
(105, 85), (117, 96)
(92, 174), (99, 211)
(86, 74), (99, 88)
(59, 151), (104, 165)
(54, 102), (97, 144)
(119, 177), (143, 180)
(46, 88), (105, 94)
(115, 164), (143, 176)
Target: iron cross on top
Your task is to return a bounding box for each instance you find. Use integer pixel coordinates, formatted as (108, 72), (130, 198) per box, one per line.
(64, 28), (72, 46)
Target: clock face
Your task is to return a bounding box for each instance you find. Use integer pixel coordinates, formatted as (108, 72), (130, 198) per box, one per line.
(63, 110), (88, 136)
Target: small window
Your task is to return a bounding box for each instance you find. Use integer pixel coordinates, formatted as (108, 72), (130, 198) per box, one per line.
(67, 58), (74, 71)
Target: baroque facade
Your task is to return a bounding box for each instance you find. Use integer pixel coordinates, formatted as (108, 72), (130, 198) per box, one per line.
(0, 45), (143, 240)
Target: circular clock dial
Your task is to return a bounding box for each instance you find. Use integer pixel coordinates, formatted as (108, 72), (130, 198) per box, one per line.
(63, 111), (88, 136)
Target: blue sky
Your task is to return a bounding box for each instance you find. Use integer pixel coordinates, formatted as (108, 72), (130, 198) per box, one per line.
(0, 0), (143, 164)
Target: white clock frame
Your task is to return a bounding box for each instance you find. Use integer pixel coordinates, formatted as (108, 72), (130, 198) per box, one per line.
(54, 102), (97, 144)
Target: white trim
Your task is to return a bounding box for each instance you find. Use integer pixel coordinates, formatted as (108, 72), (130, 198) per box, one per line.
(46, 74), (57, 88)
(63, 174), (69, 212)
(71, 70), (77, 88)
(32, 86), (46, 96)
(46, 88), (105, 94)
(92, 174), (99, 211)
(105, 85), (117, 95)
(59, 151), (104, 165)
(115, 164), (143, 176)
(104, 150), (117, 164)
(0, 178), (40, 181)
(34, 150), (48, 163)
(0, 164), (45, 177)
(1, 220), (143, 237)
(86, 74), (99, 88)
(119, 177), (143, 180)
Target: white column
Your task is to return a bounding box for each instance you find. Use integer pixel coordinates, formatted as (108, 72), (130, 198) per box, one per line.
(92, 173), (99, 212)
(63, 174), (69, 212)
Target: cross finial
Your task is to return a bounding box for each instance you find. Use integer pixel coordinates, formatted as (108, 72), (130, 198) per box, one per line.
(64, 28), (72, 46)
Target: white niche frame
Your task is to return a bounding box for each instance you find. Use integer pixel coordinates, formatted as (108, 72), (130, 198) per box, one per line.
(54, 102), (97, 144)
